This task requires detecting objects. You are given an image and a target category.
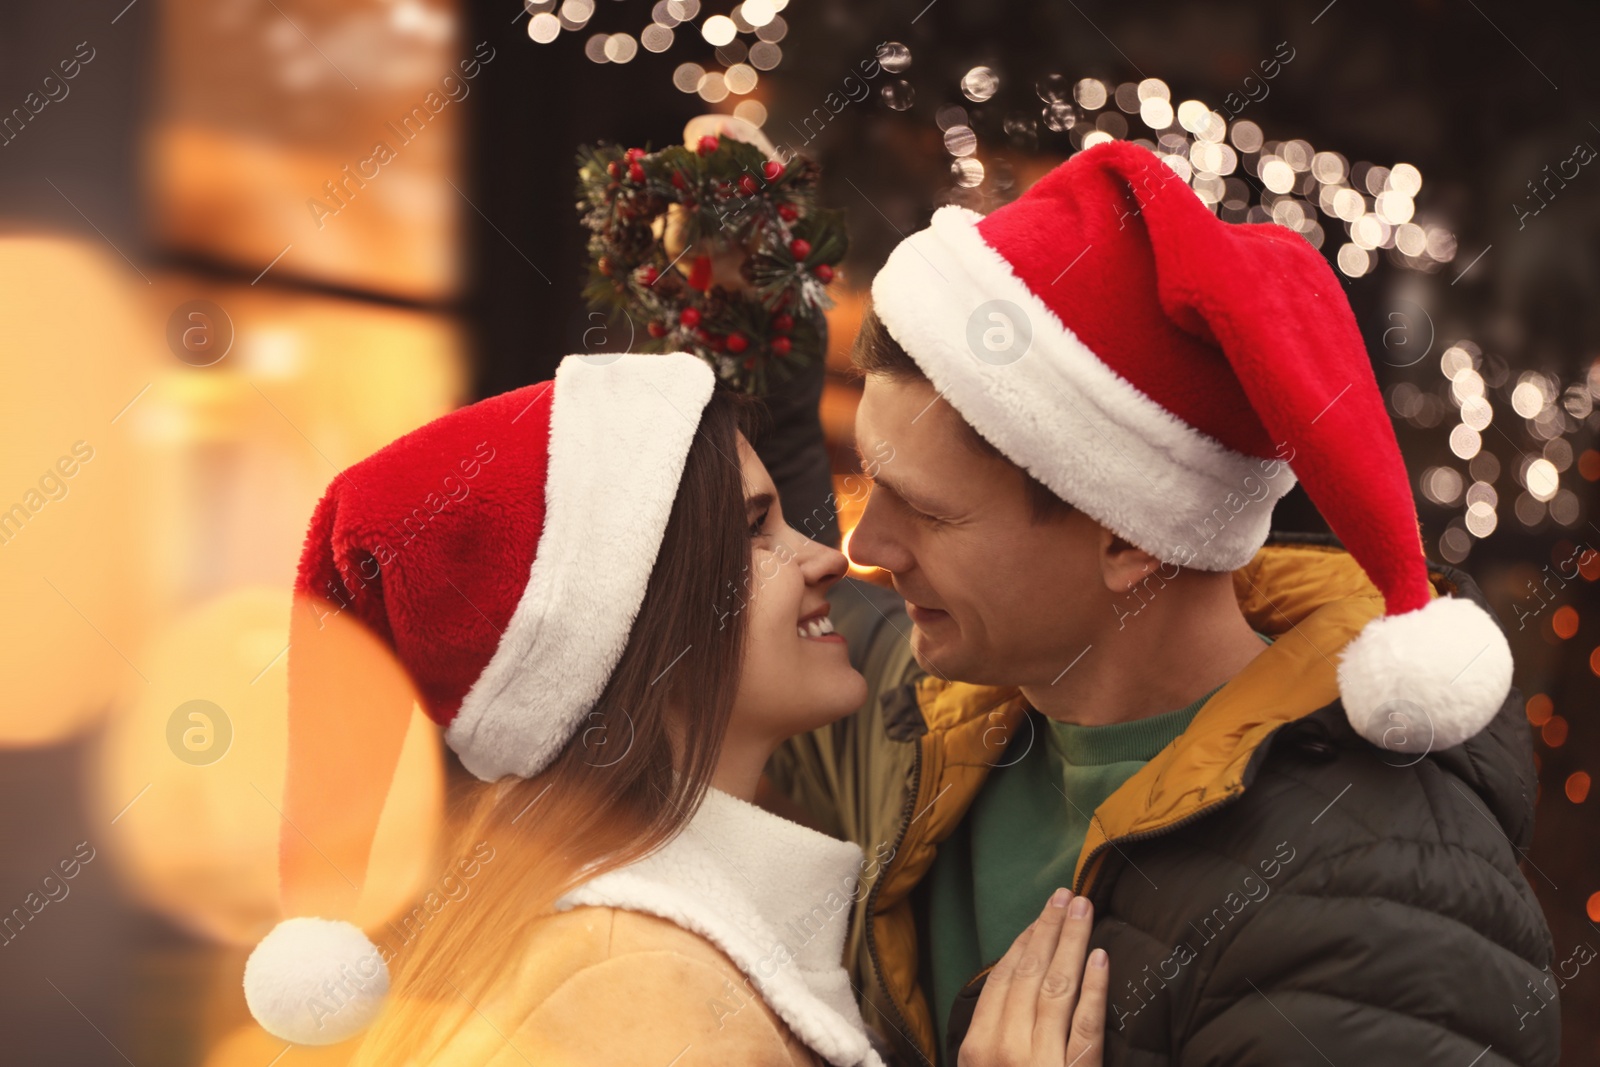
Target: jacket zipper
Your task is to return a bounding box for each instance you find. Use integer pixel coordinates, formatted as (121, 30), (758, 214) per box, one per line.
(1071, 791), (1242, 895)
(948, 791), (1248, 1005)
(953, 723), (1291, 1000)
(863, 731), (929, 1064)
(1071, 719), (1294, 896)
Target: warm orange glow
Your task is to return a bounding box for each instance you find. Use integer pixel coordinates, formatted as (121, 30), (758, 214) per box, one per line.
(1582, 550), (1600, 582)
(1553, 605), (1580, 639)
(1541, 715), (1570, 748)
(1578, 448), (1600, 481)
(839, 524), (877, 580)
(823, 284), (868, 374)
(0, 238), (161, 747)
(1590, 646), (1600, 677)
(1566, 771), (1592, 804)
(835, 476), (896, 590)
(821, 378), (863, 451)
(1525, 693), (1554, 726)
(149, 0), (469, 303)
(1589, 891), (1600, 923)
(91, 588), (444, 946)
(204, 1022), (360, 1066)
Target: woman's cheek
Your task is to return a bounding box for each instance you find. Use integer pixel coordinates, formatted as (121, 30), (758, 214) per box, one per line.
(756, 541), (793, 582)
(748, 546), (799, 637)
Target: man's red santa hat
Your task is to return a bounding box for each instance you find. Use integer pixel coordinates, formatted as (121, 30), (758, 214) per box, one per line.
(870, 140), (1512, 754)
(242, 352), (716, 1045)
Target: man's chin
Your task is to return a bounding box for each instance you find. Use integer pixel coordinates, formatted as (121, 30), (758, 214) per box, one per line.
(910, 628), (1020, 688)
(909, 627), (970, 682)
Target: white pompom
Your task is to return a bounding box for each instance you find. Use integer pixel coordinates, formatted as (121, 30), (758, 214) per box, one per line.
(1337, 596), (1513, 754)
(243, 917), (390, 1045)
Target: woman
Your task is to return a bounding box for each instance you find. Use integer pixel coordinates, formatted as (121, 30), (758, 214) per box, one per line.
(242, 352), (1103, 1065)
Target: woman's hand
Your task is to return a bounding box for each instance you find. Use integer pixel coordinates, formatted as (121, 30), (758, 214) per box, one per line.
(957, 888), (1109, 1067)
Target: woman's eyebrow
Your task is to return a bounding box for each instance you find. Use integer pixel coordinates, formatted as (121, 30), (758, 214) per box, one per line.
(745, 490), (775, 517)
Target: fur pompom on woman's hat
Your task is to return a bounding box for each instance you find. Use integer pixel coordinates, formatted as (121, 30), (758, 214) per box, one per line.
(243, 352), (715, 1045)
(871, 140), (1512, 755)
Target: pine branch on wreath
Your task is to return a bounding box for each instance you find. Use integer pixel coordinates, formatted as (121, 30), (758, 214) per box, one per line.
(576, 134), (848, 395)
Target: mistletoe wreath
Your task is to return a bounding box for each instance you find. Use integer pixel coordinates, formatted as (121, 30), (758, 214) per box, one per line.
(576, 117), (848, 395)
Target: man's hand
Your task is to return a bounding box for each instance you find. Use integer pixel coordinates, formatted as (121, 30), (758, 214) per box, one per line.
(958, 889), (1108, 1067)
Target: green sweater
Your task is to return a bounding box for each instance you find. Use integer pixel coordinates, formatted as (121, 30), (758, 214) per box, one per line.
(926, 635), (1274, 1063)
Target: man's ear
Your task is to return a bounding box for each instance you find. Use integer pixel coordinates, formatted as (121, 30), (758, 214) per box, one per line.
(1098, 525), (1162, 595)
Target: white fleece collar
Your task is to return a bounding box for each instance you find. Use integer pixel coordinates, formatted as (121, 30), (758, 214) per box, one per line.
(553, 787), (886, 1067)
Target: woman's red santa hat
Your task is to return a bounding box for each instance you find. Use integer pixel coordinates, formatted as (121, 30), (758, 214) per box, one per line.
(243, 352), (716, 1045)
(870, 139), (1512, 754)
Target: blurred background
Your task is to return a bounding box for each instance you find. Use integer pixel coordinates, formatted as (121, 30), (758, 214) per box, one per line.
(1, 0), (1597, 1062)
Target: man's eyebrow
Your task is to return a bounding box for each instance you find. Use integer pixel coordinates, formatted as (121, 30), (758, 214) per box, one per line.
(861, 461), (943, 515)
(851, 439), (944, 512)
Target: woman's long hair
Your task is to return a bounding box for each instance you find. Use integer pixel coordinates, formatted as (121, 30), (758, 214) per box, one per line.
(354, 387), (759, 1063)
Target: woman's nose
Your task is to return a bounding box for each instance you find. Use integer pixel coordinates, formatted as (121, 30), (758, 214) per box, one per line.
(797, 533), (849, 588)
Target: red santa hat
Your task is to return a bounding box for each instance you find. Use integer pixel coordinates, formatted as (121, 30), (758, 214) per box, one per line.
(243, 351), (716, 1045)
(870, 140), (1512, 755)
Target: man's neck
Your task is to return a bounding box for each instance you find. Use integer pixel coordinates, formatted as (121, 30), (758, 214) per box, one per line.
(1021, 589), (1269, 728)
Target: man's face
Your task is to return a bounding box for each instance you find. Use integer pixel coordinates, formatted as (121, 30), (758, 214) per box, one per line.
(849, 374), (1109, 687)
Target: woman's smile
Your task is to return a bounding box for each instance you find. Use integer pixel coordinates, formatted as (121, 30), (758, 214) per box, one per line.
(797, 605), (847, 644)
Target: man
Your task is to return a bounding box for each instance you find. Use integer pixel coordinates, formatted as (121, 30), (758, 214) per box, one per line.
(764, 142), (1557, 1066)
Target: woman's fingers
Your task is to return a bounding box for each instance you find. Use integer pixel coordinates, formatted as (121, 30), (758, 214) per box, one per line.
(1064, 948), (1110, 1067)
(960, 916), (1038, 1065)
(958, 889), (1109, 1067)
(1001, 887), (1075, 1036)
(1031, 893), (1094, 1054)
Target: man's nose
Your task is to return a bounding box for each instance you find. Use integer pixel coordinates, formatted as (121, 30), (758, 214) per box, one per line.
(844, 491), (901, 574)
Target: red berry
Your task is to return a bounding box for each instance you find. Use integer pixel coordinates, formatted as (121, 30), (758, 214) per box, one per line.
(739, 175), (760, 196)
(687, 254), (713, 292)
(763, 161), (784, 181)
(697, 135), (720, 155)
(679, 307), (701, 328)
(778, 203), (800, 222)
(772, 313), (794, 333)
(636, 265), (659, 285)
(771, 336), (792, 356)
(598, 256), (614, 276)
(726, 332), (749, 353)
(814, 263), (835, 283)
(789, 238), (812, 260)
(671, 171), (686, 189)
(628, 162), (646, 182)
(648, 321), (667, 338)
(743, 356), (757, 369)
(626, 147), (646, 162)
(607, 160), (621, 178)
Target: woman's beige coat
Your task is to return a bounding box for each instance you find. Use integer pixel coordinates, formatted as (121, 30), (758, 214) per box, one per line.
(415, 904), (828, 1065)
(372, 787), (886, 1067)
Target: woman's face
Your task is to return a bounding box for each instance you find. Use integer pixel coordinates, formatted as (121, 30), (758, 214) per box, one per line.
(728, 433), (867, 746)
